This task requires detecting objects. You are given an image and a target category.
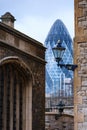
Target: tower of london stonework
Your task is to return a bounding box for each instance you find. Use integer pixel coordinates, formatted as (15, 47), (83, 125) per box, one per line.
(0, 12), (45, 130)
(74, 0), (87, 129)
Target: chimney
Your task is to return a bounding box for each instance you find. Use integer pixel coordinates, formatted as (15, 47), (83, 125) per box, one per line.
(0, 12), (16, 28)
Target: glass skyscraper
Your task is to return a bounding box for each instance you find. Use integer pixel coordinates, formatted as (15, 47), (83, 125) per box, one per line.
(44, 19), (73, 106)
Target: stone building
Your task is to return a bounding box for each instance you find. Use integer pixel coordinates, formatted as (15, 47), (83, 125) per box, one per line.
(0, 12), (45, 130)
(46, 116), (74, 130)
(45, 107), (74, 130)
(74, 0), (87, 130)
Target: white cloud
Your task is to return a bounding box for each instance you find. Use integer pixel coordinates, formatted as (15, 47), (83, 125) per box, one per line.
(15, 15), (74, 44)
(0, 0), (74, 43)
(14, 0), (74, 43)
(15, 15), (54, 43)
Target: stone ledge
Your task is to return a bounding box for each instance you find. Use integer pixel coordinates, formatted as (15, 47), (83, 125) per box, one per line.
(74, 36), (87, 42)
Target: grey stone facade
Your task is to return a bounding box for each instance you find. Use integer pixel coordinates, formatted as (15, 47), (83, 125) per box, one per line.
(0, 12), (46, 130)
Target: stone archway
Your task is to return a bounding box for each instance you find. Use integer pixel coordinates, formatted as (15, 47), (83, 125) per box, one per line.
(0, 57), (33, 130)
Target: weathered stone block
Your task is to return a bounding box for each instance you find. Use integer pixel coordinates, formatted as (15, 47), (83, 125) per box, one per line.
(74, 0), (87, 129)
(0, 18), (46, 130)
(77, 113), (84, 123)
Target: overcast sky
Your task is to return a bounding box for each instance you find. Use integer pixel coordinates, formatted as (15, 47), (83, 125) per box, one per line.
(0, 0), (74, 43)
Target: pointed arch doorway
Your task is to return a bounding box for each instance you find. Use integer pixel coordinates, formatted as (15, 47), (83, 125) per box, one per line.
(0, 58), (33, 130)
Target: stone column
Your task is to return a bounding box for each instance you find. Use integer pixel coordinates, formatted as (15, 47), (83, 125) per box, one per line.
(22, 80), (26, 130)
(74, 0), (87, 129)
(25, 80), (32, 130)
(10, 67), (13, 130)
(16, 73), (19, 130)
(3, 67), (7, 130)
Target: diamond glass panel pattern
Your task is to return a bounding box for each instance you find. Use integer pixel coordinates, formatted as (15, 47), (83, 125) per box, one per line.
(44, 19), (73, 98)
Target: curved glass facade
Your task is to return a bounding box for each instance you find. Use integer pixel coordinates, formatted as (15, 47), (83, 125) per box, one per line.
(44, 20), (73, 105)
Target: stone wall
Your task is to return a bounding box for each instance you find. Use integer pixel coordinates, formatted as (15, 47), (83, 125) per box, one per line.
(0, 21), (46, 130)
(74, 0), (87, 129)
(45, 106), (74, 130)
(45, 114), (74, 130)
